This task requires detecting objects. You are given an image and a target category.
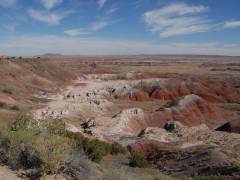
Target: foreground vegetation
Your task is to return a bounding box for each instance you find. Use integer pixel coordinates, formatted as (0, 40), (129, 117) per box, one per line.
(0, 113), (127, 178)
(0, 113), (221, 179)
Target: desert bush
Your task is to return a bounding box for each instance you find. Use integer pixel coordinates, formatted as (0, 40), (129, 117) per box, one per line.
(129, 152), (149, 168)
(35, 134), (74, 174)
(10, 105), (20, 111)
(17, 144), (43, 169)
(45, 118), (66, 136)
(83, 138), (112, 162)
(0, 117), (128, 178)
(0, 127), (40, 169)
(0, 101), (6, 108)
(64, 131), (126, 163)
(0, 121), (75, 174)
(110, 142), (127, 155)
(59, 153), (98, 179)
(2, 89), (13, 95)
(11, 112), (32, 131)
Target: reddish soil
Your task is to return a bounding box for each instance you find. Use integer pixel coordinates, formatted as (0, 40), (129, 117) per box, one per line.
(123, 95), (237, 135)
(118, 78), (240, 103)
(0, 93), (16, 105)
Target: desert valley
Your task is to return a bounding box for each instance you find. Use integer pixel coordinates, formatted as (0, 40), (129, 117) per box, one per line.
(1, 1), (240, 179)
(0, 55), (240, 179)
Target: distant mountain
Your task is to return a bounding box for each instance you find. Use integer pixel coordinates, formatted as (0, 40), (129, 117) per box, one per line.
(41, 53), (63, 57)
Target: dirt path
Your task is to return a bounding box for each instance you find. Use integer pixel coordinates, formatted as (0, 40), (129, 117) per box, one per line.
(0, 166), (21, 180)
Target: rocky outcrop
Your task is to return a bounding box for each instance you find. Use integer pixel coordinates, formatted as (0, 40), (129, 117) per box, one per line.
(216, 120), (240, 134)
(82, 118), (95, 129)
(132, 122), (240, 152)
(138, 127), (178, 143)
(150, 146), (240, 177)
(163, 121), (184, 133)
(129, 122), (240, 177)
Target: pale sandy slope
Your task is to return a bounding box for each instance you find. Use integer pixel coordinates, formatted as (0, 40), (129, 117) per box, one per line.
(0, 166), (21, 180)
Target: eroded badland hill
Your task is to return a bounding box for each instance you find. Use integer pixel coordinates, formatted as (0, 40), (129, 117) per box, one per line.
(0, 55), (240, 179)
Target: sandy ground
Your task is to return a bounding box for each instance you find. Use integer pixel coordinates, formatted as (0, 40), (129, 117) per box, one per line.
(32, 74), (168, 142)
(33, 74), (168, 120)
(0, 166), (21, 180)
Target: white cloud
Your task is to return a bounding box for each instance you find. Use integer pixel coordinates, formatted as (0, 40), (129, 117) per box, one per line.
(64, 29), (91, 36)
(106, 8), (118, 15)
(0, 0), (17, 7)
(91, 19), (110, 31)
(98, 0), (107, 9)
(224, 20), (240, 29)
(28, 9), (71, 25)
(41, 0), (63, 10)
(1, 35), (240, 56)
(143, 3), (213, 37)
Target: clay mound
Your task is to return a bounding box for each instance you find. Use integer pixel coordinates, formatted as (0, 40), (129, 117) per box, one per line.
(107, 79), (167, 101)
(112, 95), (237, 135)
(111, 108), (146, 135)
(150, 80), (227, 103)
(130, 90), (152, 101)
(108, 78), (240, 103)
(151, 94), (236, 128)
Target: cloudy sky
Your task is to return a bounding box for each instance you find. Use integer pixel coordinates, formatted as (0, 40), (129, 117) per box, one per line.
(0, 0), (240, 56)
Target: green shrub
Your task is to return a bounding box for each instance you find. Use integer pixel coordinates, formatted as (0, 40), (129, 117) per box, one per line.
(110, 142), (127, 155)
(64, 131), (126, 163)
(0, 124), (74, 174)
(129, 152), (149, 168)
(0, 127), (40, 169)
(11, 113), (32, 131)
(0, 117), (128, 177)
(60, 153), (98, 179)
(45, 118), (66, 136)
(34, 134), (74, 173)
(83, 138), (112, 162)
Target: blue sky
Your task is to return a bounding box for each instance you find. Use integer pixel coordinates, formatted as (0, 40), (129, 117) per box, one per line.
(0, 0), (240, 56)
